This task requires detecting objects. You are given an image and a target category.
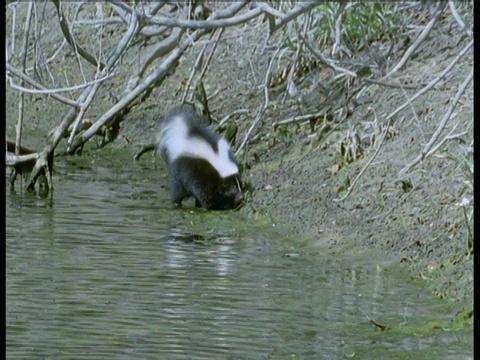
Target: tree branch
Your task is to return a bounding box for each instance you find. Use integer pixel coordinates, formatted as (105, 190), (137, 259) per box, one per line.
(399, 71), (472, 176)
(52, 0), (106, 70)
(386, 2), (447, 77)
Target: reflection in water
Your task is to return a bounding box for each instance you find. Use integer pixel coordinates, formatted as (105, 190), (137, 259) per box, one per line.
(6, 160), (472, 359)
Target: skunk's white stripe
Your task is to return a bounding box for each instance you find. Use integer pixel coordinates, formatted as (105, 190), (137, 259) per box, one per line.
(160, 115), (239, 178)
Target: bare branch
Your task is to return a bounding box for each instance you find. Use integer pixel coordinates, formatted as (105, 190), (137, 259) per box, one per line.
(106, 8), (139, 69)
(425, 127), (467, 158)
(137, 1), (319, 34)
(334, 112), (392, 202)
(182, 38), (210, 104)
(124, 16), (184, 95)
(399, 71), (473, 176)
(386, 2), (447, 77)
(66, 82), (102, 152)
(8, 68), (114, 95)
(386, 39), (473, 122)
(69, 1), (249, 154)
(6, 152), (39, 167)
(236, 37), (287, 156)
(15, 1), (34, 156)
(448, 1), (472, 37)
(362, 78), (419, 90)
(300, 33), (357, 77)
(147, 6), (261, 30)
(73, 17), (125, 26)
(282, 12), (311, 102)
(51, 0), (106, 70)
(274, 2), (321, 29)
(182, 28), (224, 104)
(73, 34), (202, 152)
(216, 109), (250, 130)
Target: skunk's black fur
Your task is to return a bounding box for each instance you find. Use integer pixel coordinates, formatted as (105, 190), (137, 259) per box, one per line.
(158, 105), (243, 210)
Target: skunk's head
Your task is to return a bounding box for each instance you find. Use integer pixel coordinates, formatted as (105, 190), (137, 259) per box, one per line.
(207, 174), (244, 210)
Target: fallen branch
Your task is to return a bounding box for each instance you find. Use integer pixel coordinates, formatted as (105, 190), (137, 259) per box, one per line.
(300, 33), (357, 78)
(24, 4), (140, 190)
(386, 1), (447, 77)
(386, 39), (473, 122)
(399, 70), (472, 176)
(6, 139), (38, 171)
(147, 4), (260, 30)
(362, 78), (419, 90)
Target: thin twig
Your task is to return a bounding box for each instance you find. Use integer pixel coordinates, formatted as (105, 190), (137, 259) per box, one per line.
(426, 128), (467, 159)
(368, 179), (424, 221)
(66, 82), (102, 152)
(282, 11), (311, 103)
(448, 1), (472, 37)
(236, 37), (287, 156)
(73, 17), (124, 26)
(273, 2), (320, 30)
(334, 113), (392, 202)
(299, 33), (357, 77)
(51, 0), (106, 70)
(182, 41), (209, 104)
(362, 78), (419, 90)
(15, 1), (34, 157)
(360, 309), (391, 331)
(8, 70), (114, 94)
(182, 27), (225, 104)
(216, 109), (250, 130)
(461, 204), (473, 252)
(386, 1), (447, 77)
(399, 71), (472, 176)
(386, 39), (473, 122)
(399, 83), (425, 140)
(26, 39), (67, 74)
(7, 64), (78, 108)
(198, 28), (224, 87)
(273, 111), (329, 127)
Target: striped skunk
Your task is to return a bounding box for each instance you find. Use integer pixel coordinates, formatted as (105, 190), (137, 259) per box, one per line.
(158, 105), (244, 210)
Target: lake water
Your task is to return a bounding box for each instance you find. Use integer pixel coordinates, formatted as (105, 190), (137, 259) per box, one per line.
(6, 151), (473, 359)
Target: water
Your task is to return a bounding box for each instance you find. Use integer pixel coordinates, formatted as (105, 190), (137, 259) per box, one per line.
(6, 152), (473, 359)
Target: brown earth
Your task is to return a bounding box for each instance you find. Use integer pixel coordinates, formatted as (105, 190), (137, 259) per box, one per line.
(6, 3), (473, 320)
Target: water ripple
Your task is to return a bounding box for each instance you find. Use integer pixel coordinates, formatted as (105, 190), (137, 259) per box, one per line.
(6, 162), (472, 359)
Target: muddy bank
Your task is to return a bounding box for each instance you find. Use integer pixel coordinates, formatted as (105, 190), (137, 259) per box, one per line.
(119, 20), (473, 319)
